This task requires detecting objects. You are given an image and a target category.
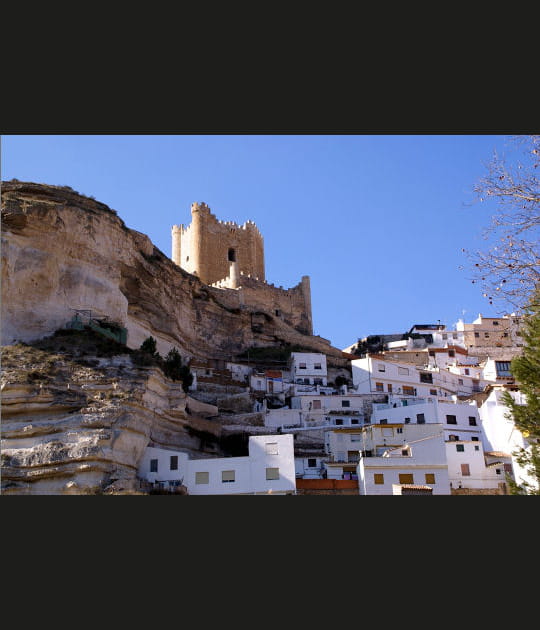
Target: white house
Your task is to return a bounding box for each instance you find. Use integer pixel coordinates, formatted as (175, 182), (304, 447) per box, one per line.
(138, 434), (296, 495)
(352, 354), (493, 400)
(289, 352), (328, 386)
(295, 456), (326, 479)
(371, 396), (482, 441)
(477, 384), (536, 492)
(445, 439), (511, 491)
(355, 422), (450, 495)
(324, 428), (363, 480)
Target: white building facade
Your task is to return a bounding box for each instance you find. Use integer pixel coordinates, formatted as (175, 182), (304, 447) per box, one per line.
(138, 434), (296, 495)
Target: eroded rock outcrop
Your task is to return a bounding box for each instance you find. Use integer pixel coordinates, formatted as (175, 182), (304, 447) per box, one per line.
(1, 181), (346, 364)
(1, 342), (221, 494)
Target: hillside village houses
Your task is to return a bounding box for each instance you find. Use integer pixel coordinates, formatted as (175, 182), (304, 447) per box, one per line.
(137, 316), (536, 495)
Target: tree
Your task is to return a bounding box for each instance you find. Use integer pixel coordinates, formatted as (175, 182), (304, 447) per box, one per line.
(132, 335), (162, 366)
(501, 286), (540, 494)
(139, 336), (159, 357)
(163, 347), (193, 392)
(463, 135), (540, 312)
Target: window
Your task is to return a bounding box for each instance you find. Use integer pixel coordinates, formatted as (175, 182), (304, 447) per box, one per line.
(314, 363), (322, 370)
(195, 471), (209, 484)
(341, 400), (350, 408)
(403, 386), (415, 395)
(446, 414), (457, 424)
(484, 332), (490, 338)
(312, 400), (321, 410)
(456, 444), (465, 452)
(458, 379), (463, 385)
(449, 350), (455, 358)
(379, 419), (388, 424)
(150, 459), (158, 473)
(398, 367), (409, 376)
(493, 321), (499, 326)
(397, 427), (403, 434)
(387, 383), (393, 393)
(266, 467), (280, 480)
(425, 473), (435, 484)
(314, 377), (323, 385)
(495, 468), (502, 475)
(429, 351), (435, 357)
(495, 361), (512, 377)
(265, 442), (279, 455)
(399, 473), (414, 484)
(420, 372), (433, 384)
(452, 333), (458, 339)
(442, 333), (448, 340)
(170, 455), (178, 470)
(351, 419), (359, 425)
(308, 458), (317, 467)
(222, 470), (235, 483)
(464, 369), (470, 375)
(401, 449), (409, 456)
(474, 332), (480, 338)
(335, 418), (343, 426)
(228, 248), (236, 262)
(430, 389), (437, 395)
(404, 417), (411, 424)
(378, 364), (385, 372)
(374, 473), (384, 485)
(449, 434), (459, 441)
(299, 363), (306, 369)
(468, 416), (477, 426)
(471, 436), (479, 441)
(416, 413), (425, 424)
(503, 332), (508, 337)
(375, 382), (384, 392)
(474, 445), (479, 451)
(461, 463), (470, 476)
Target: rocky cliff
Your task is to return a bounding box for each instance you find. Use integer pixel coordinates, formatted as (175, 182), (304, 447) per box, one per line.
(1, 336), (224, 494)
(1, 181), (346, 363)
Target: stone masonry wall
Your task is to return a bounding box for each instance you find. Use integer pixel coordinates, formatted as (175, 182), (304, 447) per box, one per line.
(172, 202), (265, 285)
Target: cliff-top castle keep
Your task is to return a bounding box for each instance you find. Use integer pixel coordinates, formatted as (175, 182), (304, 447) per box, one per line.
(172, 202), (313, 336)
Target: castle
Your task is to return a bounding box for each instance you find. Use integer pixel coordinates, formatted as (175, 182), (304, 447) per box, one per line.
(172, 202), (313, 336)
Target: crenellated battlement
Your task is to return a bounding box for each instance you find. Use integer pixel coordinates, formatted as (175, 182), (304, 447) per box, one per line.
(171, 201), (312, 334)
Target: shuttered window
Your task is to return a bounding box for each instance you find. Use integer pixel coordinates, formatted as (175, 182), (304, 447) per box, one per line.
(425, 473), (435, 484)
(399, 473), (414, 484)
(266, 467), (279, 480)
(222, 470), (235, 483)
(195, 472), (209, 484)
(374, 474), (384, 485)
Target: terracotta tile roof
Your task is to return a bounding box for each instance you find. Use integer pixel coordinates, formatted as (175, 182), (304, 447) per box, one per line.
(485, 451), (512, 458)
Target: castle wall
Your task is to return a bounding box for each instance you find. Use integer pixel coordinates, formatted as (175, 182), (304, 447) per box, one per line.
(172, 202), (265, 285)
(208, 273), (313, 336)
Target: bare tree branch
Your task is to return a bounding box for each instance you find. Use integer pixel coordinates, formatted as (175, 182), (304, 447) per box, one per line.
(463, 135), (540, 311)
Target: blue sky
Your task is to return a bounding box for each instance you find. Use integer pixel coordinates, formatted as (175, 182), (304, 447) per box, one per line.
(1, 134), (515, 349)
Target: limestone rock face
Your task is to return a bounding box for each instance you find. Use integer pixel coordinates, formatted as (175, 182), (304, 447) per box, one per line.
(0, 344), (221, 494)
(1, 181), (346, 364)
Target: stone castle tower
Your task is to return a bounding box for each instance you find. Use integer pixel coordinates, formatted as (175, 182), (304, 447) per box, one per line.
(172, 202), (313, 336)
(172, 202), (265, 286)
